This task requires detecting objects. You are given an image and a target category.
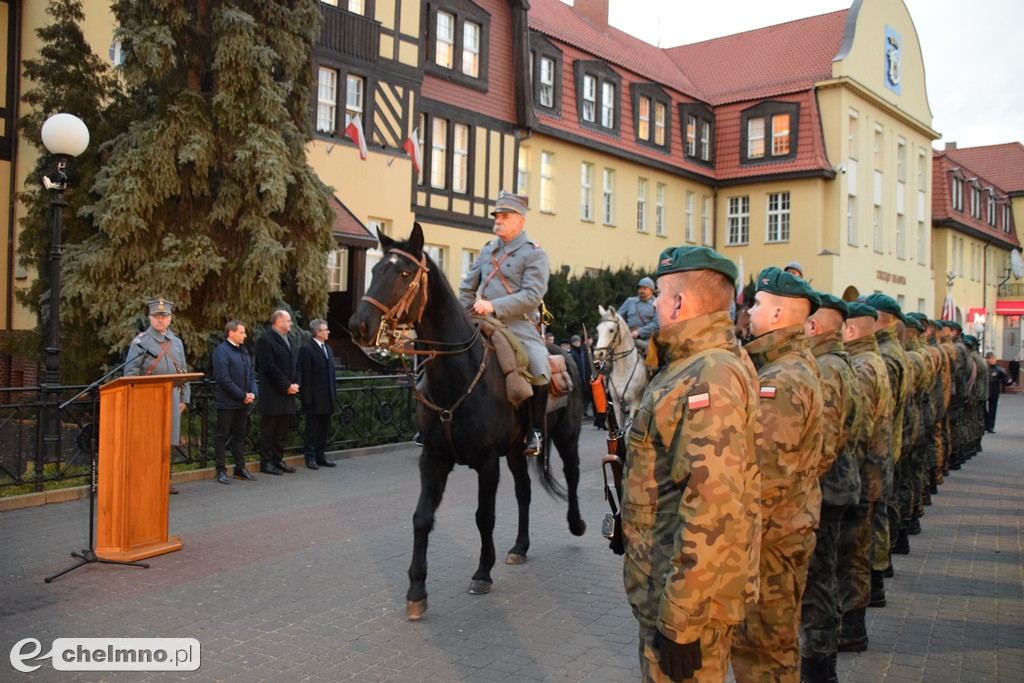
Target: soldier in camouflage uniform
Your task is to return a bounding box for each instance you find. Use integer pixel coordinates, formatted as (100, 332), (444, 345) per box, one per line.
(863, 294), (908, 608)
(964, 335), (987, 457)
(459, 191), (550, 457)
(936, 322), (958, 479)
(906, 314), (941, 527)
(799, 293), (862, 682)
(731, 267), (823, 683)
(621, 245), (761, 683)
(836, 303), (893, 653)
(892, 316), (932, 553)
(947, 322), (972, 470)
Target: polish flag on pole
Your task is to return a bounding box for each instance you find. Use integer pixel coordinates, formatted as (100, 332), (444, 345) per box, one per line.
(344, 114), (367, 160)
(403, 127), (422, 174)
(736, 256), (745, 305)
(941, 292), (957, 321)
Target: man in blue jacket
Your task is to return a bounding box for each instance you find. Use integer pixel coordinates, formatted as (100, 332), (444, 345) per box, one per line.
(211, 320), (258, 484)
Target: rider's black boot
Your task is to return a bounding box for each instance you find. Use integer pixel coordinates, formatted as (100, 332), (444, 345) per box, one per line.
(524, 384), (549, 457)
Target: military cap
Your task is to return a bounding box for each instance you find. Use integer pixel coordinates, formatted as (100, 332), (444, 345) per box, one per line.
(847, 301), (878, 320)
(637, 276), (656, 290)
(655, 245), (738, 291)
(754, 266), (821, 314)
(491, 190), (529, 217)
(948, 320), (962, 333)
(962, 334), (977, 348)
(904, 315), (923, 331)
(784, 261), (804, 278)
(905, 311), (928, 322)
(147, 298), (174, 316)
(816, 292), (849, 321)
(864, 293), (905, 322)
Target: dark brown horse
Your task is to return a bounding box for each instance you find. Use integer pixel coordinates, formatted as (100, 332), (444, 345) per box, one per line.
(348, 223), (585, 620)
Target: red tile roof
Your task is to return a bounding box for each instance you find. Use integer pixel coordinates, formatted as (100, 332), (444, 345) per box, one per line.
(943, 143), (1024, 194)
(529, 0), (699, 98)
(328, 194), (377, 247)
(664, 11), (848, 105)
(931, 151), (1019, 248)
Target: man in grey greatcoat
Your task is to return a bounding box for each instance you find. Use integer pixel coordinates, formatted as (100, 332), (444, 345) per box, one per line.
(125, 298), (191, 494)
(618, 276), (660, 353)
(459, 190), (550, 456)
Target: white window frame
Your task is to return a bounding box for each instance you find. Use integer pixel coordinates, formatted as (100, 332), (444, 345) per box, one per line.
(896, 213), (906, 260)
(462, 21), (481, 77)
(637, 96), (650, 141)
(686, 115), (696, 157)
(602, 168), (615, 225)
(701, 195), (711, 245)
(766, 192), (790, 243)
(601, 81), (616, 129)
(873, 204), (883, 254)
(461, 248), (478, 279)
(685, 191), (695, 243)
(654, 102), (666, 146)
(847, 195), (858, 246)
(699, 120), (710, 160)
(848, 110), (859, 160)
(424, 244), (447, 274)
(345, 74), (364, 129)
(771, 114), (790, 156)
(727, 196), (750, 246)
(582, 75), (596, 123)
(952, 176), (964, 211)
(452, 123), (469, 194)
(539, 57), (555, 108)
(430, 117), (448, 189)
(580, 162), (593, 221)
(435, 11), (455, 69)
(747, 119), (765, 159)
(636, 178), (648, 233)
(317, 67), (338, 134)
(656, 183), (666, 237)
(540, 151), (554, 213)
(517, 147), (529, 196)
(897, 138), (906, 183)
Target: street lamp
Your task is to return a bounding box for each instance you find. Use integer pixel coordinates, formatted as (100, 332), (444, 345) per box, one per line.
(40, 113), (90, 384)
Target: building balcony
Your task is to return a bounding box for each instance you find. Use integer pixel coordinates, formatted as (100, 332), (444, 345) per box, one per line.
(998, 282), (1024, 298)
(318, 5), (380, 64)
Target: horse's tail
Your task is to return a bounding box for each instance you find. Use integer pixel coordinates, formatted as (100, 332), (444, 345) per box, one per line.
(533, 435), (567, 501)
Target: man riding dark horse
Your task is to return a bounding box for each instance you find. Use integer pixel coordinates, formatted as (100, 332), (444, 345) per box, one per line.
(459, 191), (550, 457)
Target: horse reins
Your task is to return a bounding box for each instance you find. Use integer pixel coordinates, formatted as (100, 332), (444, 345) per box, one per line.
(361, 247), (431, 349)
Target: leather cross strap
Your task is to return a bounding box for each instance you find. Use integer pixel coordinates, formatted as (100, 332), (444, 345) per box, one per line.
(146, 339), (182, 375)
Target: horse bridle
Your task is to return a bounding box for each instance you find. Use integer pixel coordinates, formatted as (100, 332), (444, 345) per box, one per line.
(594, 315), (634, 362)
(360, 247), (431, 349)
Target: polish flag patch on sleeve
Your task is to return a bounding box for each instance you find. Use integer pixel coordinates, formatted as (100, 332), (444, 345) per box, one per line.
(760, 386), (777, 399)
(687, 392), (711, 410)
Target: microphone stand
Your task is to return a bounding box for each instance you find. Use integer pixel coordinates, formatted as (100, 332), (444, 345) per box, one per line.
(45, 357), (151, 582)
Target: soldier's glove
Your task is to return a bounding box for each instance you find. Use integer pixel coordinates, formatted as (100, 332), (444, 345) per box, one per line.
(654, 630), (701, 682)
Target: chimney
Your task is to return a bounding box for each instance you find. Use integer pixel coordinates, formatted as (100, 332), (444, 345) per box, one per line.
(573, 0), (609, 33)
(945, 141), (958, 150)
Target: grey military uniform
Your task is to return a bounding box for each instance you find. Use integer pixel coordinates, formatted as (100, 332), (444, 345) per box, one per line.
(618, 296), (659, 340)
(125, 326), (191, 444)
(459, 230), (550, 382)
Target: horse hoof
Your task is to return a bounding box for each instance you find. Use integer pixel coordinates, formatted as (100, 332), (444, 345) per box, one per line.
(468, 579), (492, 595)
(407, 599), (427, 620)
(506, 552), (526, 565)
(569, 519), (587, 537)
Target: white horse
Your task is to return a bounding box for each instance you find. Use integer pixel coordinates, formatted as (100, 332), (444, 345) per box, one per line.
(593, 305), (650, 428)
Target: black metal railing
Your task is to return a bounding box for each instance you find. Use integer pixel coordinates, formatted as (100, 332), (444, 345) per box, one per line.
(0, 374), (414, 496)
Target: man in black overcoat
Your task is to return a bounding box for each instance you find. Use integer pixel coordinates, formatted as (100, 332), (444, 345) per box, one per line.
(298, 318), (338, 469)
(255, 309), (300, 475)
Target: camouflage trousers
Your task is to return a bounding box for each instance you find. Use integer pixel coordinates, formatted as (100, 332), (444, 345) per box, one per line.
(638, 620), (734, 683)
(837, 500), (873, 612)
(731, 538), (813, 683)
(871, 495), (891, 571)
(800, 504), (845, 657)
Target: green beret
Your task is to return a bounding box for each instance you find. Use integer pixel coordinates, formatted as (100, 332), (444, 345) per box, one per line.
(847, 302), (878, 320)
(815, 292), (849, 321)
(754, 267), (821, 314)
(864, 293), (904, 322)
(962, 334), (977, 348)
(655, 245), (738, 292)
(905, 316), (923, 331)
(905, 311), (927, 322)
(949, 321), (962, 332)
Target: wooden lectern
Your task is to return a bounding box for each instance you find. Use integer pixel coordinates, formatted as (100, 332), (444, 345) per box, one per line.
(95, 372), (203, 562)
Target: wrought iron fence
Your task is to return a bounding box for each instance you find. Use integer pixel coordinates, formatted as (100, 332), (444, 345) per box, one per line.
(0, 374), (415, 496)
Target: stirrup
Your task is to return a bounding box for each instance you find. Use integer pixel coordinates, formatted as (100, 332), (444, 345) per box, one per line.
(523, 430), (542, 457)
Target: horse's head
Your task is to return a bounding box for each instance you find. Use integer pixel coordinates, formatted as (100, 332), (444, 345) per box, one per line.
(348, 223), (431, 346)
(593, 305), (628, 361)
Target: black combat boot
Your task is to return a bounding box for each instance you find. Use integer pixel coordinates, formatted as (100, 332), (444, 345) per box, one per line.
(882, 562), (894, 578)
(827, 652), (839, 683)
(837, 608), (868, 652)
(892, 527), (911, 554)
(869, 570), (886, 607)
(800, 655), (831, 683)
(929, 468), (939, 495)
(523, 384), (549, 457)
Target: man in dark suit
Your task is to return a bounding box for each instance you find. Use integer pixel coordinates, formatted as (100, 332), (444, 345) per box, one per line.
(255, 310), (300, 475)
(298, 318), (338, 469)
(211, 319), (258, 484)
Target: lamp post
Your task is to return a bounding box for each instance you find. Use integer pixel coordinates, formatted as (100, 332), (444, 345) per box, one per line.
(40, 113), (90, 384)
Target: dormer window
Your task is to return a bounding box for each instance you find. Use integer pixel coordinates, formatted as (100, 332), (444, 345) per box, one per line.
(529, 34), (563, 115)
(574, 60), (620, 136)
(740, 101), (799, 164)
(425, 1), (490, 92)
(679, 103), (714, 164)
(631, 83), (671, 152)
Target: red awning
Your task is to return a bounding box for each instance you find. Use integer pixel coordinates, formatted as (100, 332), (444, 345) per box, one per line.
(996, 300), (1024, 315)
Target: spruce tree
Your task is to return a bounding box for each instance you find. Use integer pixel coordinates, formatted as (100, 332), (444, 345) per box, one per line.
(17, 0), (122, 382)
(65, 0), (334, 361)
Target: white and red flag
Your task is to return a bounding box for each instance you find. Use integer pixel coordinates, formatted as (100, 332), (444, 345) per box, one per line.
(403, 127), (422, 173)
(344, 114), (367, 160)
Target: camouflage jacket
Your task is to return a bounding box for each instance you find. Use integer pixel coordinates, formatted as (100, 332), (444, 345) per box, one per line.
(875, 325), (908, 463)
(951, 339), (971, 406)
(745, 324), (824, 556)
(904, 337), (934, 449)
(808, 330), (862, 507)
(970, 350), (988, 403)
(622, 311), (761, 642)
(845, 334), (894, 501)
(938, 338), (956, 412)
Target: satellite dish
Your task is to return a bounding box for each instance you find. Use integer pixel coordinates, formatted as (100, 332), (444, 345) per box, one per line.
(1012, 249), (1024, 279)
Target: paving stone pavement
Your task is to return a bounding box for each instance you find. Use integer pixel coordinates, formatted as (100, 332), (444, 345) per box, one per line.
(2, 396), (1022, 682)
